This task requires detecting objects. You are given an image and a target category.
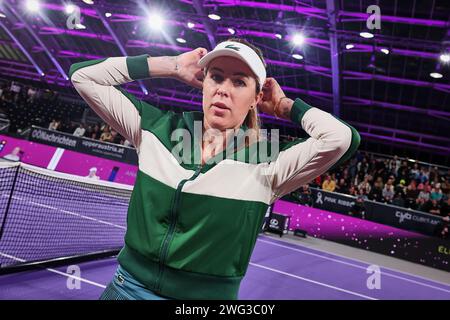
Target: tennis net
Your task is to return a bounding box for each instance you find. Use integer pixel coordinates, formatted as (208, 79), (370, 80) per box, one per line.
(0, 161), (131, 271)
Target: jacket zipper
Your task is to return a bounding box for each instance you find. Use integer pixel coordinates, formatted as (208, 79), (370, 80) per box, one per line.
(155, 164), (203, 292)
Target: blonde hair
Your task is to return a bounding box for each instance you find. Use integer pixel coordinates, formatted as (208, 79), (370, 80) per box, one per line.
(226, 38), (266, 146)
(243, 106), (261, 146)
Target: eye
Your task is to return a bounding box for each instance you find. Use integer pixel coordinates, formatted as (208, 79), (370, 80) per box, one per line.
(234, 79), (246, 87)
(211, 74), (223, 82)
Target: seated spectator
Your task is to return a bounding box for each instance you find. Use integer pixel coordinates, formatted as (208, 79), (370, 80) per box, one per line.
(418, 168), (429, 184)
(297, 185), (313, 207)
(335, 178), (348, 194)
(310, 176), (321, 189)
(349, 189), (367, 219)
(392, 191), (405, 208)
(2, 147), (22, 162)
(405, 181), (419, 209)
(100, 126), (113, 142)
(322, 175), (336, 192)
(90, 123), (101, 140)
(48, 119), (60, 131)
(348, 185), (357, 197)
(27, 87), (37, 103)
(382, 182), (395, 204)
(73, 123), (86, 137)
(430, 183), (443, 202)
(86, 167), (100, 180)
(369, 177), (383, 202)
(416, 184), (430, 202)
(111, 129), (122, 144)
(394, 179), (406, 197)
(428, 200), (441, 216)
(123, 139), (133, 147)
(357, 175), (372, 194)
(409, 163), (420, 182)
(84, 124), (93, 138)
(416, 198), (429, 212)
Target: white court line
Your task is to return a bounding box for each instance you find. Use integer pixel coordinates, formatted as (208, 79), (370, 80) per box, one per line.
(0, 252), (106, 289)
(0, 250), (375, 300)
(258, 237), (450, 294)
(4, 194), (126, 230)
(250, 262), (377, 300)
(30, 201), (125, 230)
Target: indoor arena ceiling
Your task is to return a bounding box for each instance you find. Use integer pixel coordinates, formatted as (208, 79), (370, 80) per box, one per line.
(0, 0), (449, 161)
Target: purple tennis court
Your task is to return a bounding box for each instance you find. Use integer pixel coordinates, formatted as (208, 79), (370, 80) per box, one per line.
(1, 161), (449, 300)
(1, 234), (449, 300)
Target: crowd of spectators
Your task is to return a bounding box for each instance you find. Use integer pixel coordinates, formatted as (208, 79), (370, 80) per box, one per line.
(47, 119), (132, 147)
(2, 79), (450, 225)
(0, 79), (133, 147)
(292, 152), (450, 221)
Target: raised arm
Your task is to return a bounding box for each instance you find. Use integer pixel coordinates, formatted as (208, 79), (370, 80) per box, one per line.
(69, 48), (208, 149)
(258, 78), (361, 203)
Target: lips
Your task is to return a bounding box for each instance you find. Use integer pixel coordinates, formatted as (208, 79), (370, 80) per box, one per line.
(211, 102), (230, 110)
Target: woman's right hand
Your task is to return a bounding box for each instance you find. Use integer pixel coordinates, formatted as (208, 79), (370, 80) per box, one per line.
(173, 47), (208, 89)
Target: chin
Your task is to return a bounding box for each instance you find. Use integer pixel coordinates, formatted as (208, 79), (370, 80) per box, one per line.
(208, 115), (232, 131)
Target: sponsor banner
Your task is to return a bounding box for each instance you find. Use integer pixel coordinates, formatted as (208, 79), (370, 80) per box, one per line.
(0, 133), (137, 185)
(0, 134), (57, 167)
(29, 126), (138, 164)
(364, 201), (442, 236)
(267, 213), (290, 236)
(273, 200), (450, 272)
(308, 188), (443, 237)
(310, 188), (355, 214)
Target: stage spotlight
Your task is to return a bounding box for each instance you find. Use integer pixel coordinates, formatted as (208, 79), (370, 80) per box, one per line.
(430, 72), (443, 79)
(292, 34), (305, 46)
(65, 4), (75, 15)
(440, 53), (450, 63)
(208, 14), (221, 20)
(360, 32), (374, 38)
(26, 0), (40, 12)
(0, 13), (6, 19)
(75, 24), (86, 30)
(176, 37), (186, 44)
(345, 44), (354, 50)
(275, 34), (282, 39)
(380, 48), (390, 55)
(292, 54), (303, 60)
(82, 0), (94, 4)
(105, 12), (112, 18)
(148, 13), (164, 31)
(227, 28), (235, 35)
(187, 22), (195, 29)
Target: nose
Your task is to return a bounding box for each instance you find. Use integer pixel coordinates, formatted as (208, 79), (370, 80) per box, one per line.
(216, 79), (232, 97)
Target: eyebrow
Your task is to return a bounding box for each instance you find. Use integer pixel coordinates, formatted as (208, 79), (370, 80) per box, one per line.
(210, 67), (249, 78)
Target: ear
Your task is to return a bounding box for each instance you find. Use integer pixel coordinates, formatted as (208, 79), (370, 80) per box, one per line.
(255, 90), (263, 106)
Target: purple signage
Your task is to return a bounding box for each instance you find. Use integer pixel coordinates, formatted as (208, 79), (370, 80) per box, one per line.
(0, 134), (137, 185)
(272, 200), (449, 271)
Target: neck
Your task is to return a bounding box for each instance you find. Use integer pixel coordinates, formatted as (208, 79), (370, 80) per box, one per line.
(201, 120), (243, 163)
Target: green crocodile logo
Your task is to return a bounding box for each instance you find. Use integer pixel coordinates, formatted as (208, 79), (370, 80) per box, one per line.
(224, 44), (240, 51)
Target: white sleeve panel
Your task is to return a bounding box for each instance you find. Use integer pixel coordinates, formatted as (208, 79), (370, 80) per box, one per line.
(70, 57), (143, 149)
(268, 106), (354, 203)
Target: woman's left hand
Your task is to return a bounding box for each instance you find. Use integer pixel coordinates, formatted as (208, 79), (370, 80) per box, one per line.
(257, 77), (286, 116)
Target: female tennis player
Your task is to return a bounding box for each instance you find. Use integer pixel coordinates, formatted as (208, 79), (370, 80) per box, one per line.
(70, 38), (360, 300)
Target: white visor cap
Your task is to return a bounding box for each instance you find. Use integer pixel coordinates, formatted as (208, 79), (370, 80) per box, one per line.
(198, 41), (266, 91)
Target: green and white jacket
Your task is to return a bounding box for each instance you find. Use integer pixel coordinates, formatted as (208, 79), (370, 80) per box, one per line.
(70, 54), (360, 299)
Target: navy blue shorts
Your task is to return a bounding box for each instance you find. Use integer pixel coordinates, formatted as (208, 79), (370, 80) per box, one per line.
(100, 265), (170, 300)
